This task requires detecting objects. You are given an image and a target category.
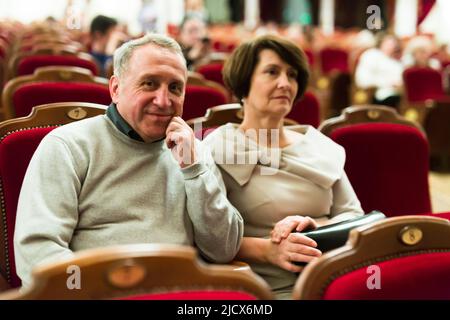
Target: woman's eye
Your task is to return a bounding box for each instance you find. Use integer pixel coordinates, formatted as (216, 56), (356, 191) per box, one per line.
(266, 69), (277, 75)
(144, 81), (155, 87)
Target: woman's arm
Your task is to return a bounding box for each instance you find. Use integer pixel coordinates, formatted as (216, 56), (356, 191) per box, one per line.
(236, 236), (321, 273)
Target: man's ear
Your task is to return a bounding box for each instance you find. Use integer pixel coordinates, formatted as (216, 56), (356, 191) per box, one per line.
(109, 75), (120, 104)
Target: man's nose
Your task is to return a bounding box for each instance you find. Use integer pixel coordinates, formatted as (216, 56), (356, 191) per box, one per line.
(153, 87), (171, 107)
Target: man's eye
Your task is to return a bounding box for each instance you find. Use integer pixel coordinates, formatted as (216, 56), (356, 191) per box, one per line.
(143, 81), (155, 87)
(170, 84), (183, 94)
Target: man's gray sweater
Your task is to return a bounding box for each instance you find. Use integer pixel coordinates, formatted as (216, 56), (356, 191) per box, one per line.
(14, 115), (243, 286)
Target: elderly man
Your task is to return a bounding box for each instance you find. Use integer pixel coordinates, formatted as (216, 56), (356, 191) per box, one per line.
(14, 34), (243, 286)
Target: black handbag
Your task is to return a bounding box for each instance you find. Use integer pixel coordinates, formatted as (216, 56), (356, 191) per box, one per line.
(294, 211), (386, 266)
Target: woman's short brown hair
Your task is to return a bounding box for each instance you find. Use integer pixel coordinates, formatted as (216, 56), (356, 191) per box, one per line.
(222, 35), (310, 103)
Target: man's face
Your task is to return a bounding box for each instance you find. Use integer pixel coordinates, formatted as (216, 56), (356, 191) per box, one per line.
(110, 44), (187, 142)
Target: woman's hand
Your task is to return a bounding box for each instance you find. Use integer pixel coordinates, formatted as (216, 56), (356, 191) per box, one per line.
(270, 215), (318, 243)
(265, 234), (322, 273)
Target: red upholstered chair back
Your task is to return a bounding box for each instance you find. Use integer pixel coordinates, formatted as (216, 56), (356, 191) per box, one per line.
(403, 67), (446, 103)
(294, 216), (450, 300)
(183, 85), (228, 121)
(0, 102), (107, 291)
(330, 123), (431, 217)
(196, 63), (225, 87)
(0, 127), (55, 289)
(0, 244), (273, 300)
(2, 66), (110, 119)
(319, 48), (349, 74)
(288, 91), (320, 128)
(17, 54), (98, 77)
(303, 48), (315, 67)
(11, 82), (111, 118)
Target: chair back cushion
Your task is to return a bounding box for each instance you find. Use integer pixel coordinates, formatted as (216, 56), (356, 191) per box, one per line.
(0, 126), (56, 287)
(183, 85), (227, 121)
(403, 67), (445, 103)
(288, 92), (320, 128)
(330, 123), (431, 216)
(323, 251), (450, 299)
(12, 82), (111, 117)
(196, 63), (225, 86)
(320, 48), (349, 74)
(17, 55), (98, 76)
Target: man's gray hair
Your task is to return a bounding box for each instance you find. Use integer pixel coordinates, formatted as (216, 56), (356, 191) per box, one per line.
(113, 33), (186, 78)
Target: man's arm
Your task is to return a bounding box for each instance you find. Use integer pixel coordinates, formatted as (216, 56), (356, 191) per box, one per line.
(182, 144), (243, 263)
(165, 118), (243, 263)
(14, 134), (81, 286)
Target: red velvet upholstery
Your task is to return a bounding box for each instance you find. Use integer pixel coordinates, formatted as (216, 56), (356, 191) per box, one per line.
(319, 48), (349, 74)
(0, 126), (57, 288)
(323, 251), (450, 300)
(194, 126), (218, 140)
(212, 41), (236, 53)
(183, 85), (227, 121)
(330, 123), (431, 217)
(288, 92), (320, 128)
(422, 212), (450, 221)
(196, 63), (225, 87)
(303, 48), (315, 67)
(403, 67), (446, 103)
(17, 55), (98, 76)
(120, 290), (257, 300)
(12, 82), (111, 117)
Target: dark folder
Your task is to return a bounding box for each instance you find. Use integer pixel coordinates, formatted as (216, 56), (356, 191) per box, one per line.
(294, 211), (386, 266)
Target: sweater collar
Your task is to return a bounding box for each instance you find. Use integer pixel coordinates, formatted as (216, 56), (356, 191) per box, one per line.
(207, 123), (345, 189)
(106, 103), (144, 142)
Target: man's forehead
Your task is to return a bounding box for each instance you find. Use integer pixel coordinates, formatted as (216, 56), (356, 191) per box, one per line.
(131, 44), (186, 70)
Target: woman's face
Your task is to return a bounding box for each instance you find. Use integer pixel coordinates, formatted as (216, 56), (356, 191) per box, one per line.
(245, 49), (299, 119)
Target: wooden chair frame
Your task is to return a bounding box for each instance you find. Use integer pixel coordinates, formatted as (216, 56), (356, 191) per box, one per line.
(293, 215), (450, 300)
(0, 244), (273, 300)
(319, 104), (424, 137)
(7, 48), (97, 79)
(1, 66), (108, 120)
(187, 103), (298, 129)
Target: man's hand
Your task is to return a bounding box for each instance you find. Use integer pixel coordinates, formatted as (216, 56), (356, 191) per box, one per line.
(165, 117), (197, 168)
(270, 215), (318, 243)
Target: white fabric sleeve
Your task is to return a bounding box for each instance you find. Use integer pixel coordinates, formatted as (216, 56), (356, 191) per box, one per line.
(329, 171), (365, 223)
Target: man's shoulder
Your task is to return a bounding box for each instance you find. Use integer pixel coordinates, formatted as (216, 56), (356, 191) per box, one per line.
(49, 115), (108, 138)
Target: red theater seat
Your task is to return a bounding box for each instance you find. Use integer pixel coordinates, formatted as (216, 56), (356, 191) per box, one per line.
(0, 102), (107, 291)
(288, 91), (320, 128)
(330, 123), (431, 216)
(183, 85), (228, 121)
(2, 66), (110, 119)
(319, 47), (349, 75)
(403, 67), (447, 103)
(196, 62), (225, 87)
(294, 216), (450, 300)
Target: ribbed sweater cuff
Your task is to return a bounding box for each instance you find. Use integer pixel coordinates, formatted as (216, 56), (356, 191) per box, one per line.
(181, 162), (209, 180)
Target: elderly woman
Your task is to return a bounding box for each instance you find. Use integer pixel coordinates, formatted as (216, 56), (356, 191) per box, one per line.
(203, 35), (363, 299)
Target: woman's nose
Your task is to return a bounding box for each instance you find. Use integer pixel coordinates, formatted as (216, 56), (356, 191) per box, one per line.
(277, 72), (291, 89)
